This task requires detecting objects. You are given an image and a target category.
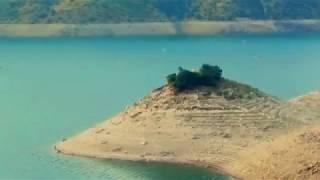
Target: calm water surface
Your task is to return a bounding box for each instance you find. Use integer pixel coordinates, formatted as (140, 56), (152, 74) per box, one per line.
(0, 33), (320, 179)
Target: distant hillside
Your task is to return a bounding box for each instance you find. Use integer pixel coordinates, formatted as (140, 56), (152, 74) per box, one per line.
(1, 0), (320, 23)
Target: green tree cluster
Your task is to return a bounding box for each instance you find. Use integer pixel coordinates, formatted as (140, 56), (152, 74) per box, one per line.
(167, 64), (223, 91)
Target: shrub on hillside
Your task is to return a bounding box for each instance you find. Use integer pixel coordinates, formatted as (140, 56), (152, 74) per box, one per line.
(199, 64), (223, 86)
(167, 64), (223, 91)
(174, 67), (201, 90)
(166, 73), (177, 84)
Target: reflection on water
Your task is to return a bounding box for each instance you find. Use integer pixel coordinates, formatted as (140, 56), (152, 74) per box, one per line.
(71, 159), (227, 180)
(41, 150), (227, 179)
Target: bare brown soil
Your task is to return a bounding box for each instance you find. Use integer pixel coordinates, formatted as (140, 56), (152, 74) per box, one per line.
(55, 86), (320, 179)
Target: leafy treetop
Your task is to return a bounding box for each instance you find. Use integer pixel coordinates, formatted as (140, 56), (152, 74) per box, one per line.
(167, 64), (223, 91)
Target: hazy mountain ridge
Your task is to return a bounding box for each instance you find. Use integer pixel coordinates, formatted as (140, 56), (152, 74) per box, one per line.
(1, 0), (320, 24)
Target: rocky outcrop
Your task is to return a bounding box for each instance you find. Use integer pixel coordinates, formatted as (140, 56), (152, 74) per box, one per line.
(55, 82), (320, 176)
(227, 127), (320, 180)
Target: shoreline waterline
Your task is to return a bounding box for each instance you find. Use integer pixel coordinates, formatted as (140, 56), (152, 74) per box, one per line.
(1, 20), (320, 37)
(54, 144), (236, 179)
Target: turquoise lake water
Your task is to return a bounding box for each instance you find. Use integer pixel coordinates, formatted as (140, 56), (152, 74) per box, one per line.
(0, 33), (320, 179)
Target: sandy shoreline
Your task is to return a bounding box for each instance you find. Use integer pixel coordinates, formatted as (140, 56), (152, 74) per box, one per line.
(1, 20), (320, 37)
(55, 138), (239, 179)
(54, 144), (235, 178)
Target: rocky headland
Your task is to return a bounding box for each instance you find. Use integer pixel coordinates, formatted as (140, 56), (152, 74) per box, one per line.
(55, 65), (320, 179)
